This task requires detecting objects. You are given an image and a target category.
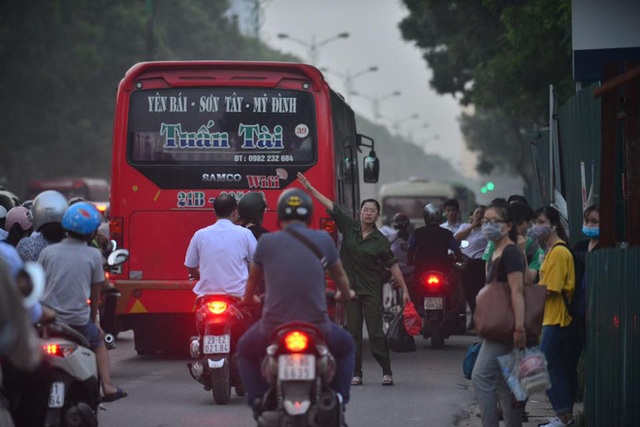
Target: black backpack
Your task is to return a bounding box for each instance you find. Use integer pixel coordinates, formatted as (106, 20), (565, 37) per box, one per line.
(554, 243), (586, 320)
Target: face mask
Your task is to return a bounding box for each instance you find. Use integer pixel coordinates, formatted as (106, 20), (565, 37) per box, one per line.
(481, 222), (504, 242)
(529, 224), (553, 240)
(582, 225), (599, 238)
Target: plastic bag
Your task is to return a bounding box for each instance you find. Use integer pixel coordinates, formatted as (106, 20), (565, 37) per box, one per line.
(402, 301), (421, 336)
(518, 347), (551, 396)
(386, 310), (416, 352)
(497, 347), (551, 401)
(463, 342), (482, 380)
(497, 349), (527, 401)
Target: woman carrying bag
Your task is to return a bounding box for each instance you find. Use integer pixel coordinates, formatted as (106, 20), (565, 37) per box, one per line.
(531, 206), (576, 427)
(297, 172), (410, 387)
(471, 204), (526, 427)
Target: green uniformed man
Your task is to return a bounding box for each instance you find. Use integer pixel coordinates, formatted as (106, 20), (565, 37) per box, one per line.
(297, 172), (410, 387)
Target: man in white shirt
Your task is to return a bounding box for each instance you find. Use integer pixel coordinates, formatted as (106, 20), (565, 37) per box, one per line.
(185, 194), (257, 297)
(440, 198), (462, 234)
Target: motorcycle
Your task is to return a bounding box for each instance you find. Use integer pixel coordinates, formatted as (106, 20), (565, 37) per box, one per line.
(41, 248), (129, 427)
(254, 321), (344, 427)
(416, 265), (466, 348)
(187, 294), (254, 404)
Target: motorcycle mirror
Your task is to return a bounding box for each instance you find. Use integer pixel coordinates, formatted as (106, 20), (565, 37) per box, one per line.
(460, 240), (470, 249)
(107, 249), (129, 267)
(21, 262), (45, 309)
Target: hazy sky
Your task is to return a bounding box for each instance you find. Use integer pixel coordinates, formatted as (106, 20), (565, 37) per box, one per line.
(260, 0), (465, 165)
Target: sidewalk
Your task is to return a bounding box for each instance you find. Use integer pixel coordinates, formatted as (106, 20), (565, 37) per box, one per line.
(458, 392), (584, 426)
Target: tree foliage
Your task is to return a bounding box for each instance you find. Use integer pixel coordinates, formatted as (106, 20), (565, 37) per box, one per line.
(0, 0), (296, 195)
(400, 0), (573, 181)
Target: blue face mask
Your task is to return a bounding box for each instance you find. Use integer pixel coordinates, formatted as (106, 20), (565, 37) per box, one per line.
(582, 225), (599, 238)
(529, 224), (553, 240)
(481, 221), (504, 242)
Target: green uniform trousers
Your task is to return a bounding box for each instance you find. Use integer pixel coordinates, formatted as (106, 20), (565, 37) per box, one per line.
(345, 293), (392, 377)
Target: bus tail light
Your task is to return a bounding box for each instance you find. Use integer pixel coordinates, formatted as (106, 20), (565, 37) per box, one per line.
(110, 217), (124, 248)
(320, 218), (337, 240)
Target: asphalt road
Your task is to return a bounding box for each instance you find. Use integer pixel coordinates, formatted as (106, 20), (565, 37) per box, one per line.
(99, 330), (478, 427)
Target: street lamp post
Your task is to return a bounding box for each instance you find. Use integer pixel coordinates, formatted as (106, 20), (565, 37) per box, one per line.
(277, 32), (349, 65)
(405, 122), (430, 143)
(322, 66), (378, 103)
(387, 113), (419, 135)
(350, 90), (401, 120)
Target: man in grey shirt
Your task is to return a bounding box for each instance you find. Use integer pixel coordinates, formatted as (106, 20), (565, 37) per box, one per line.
(237, 188), (355, 410)
(39, 202), (126, 402)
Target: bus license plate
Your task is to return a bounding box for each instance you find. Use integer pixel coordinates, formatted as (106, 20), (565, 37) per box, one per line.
(203, 335), (230, 354)
(424, 297), (443, 310)
(278, 354), (315, 381)
(48, 382), (65, 408)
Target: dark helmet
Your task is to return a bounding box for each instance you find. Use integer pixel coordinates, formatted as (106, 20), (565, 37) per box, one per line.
(238, 192), (267, 221)
(392, 213), (410, 231)
(423, 203), (443, 224)
(277, 188), (313, 222)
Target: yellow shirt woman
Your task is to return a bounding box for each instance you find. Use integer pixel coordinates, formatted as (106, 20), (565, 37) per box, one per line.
(539, 241), (575, 327)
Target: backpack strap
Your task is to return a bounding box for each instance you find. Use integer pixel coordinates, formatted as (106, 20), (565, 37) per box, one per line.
(284, 227), (328, 269)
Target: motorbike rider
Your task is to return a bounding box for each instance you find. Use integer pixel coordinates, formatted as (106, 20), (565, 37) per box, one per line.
(237, 191), (270, 240)
(184, 194), (257, 331)
(3, 206), (33, 247)
(407, 203), (465, 314)
(39, 202), (127, 402)
(237, 188), (356, 412)
(16, 190), (68, 262)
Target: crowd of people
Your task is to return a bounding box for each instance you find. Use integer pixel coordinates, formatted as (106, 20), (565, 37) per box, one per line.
(1, 180), (597, 427)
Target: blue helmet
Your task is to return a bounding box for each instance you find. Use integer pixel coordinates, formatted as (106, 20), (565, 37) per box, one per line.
(62, 202), (101, 235)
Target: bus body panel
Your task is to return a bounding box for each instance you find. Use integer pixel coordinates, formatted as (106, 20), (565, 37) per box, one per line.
(110, 61), (362, 352)
(379, 178), (476, 229)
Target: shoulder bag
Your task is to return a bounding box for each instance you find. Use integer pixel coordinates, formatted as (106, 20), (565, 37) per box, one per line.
(473, 250), (546, 342)
(284, 227), (328, 269)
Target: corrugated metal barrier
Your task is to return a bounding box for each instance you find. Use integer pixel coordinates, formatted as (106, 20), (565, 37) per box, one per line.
(585, 247), (640, 426)
(558, 83), (601, 243)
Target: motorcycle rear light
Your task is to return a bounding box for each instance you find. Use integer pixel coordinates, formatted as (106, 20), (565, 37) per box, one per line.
(283, 331), (309, 352)
(207, 301), (228, 315)
(43, 343), (76, 357)
(422, 274), (442, 291)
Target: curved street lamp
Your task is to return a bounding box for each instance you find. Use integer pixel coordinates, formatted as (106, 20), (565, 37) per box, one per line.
(322, 66), (378, 103)
(351, 90), (401, 119)
(277, 32), (350, 65)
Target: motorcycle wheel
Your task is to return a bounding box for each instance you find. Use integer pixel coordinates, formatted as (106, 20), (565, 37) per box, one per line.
(429, 321), (444, 349)
(210, 358), (231, 404)
(283, 414), (308, 427)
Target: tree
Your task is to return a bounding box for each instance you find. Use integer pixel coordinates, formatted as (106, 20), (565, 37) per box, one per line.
(399, 0), (573, 181)
(0, 0), (296, 196)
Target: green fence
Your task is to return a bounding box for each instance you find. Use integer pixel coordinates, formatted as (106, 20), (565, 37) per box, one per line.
(585, 247), (640, 426)
(558, 83), (601, 243)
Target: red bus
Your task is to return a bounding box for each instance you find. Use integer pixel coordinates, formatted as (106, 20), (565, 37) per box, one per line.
(109, 61), (379, 354)
(26, 177), (110, 214)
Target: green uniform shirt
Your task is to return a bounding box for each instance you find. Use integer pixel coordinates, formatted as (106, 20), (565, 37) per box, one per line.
(481, 238), (544, 271)
(328, 205), (397, 296)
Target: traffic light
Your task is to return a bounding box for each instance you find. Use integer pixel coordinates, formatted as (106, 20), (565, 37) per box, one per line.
(480, 181), (495, 194)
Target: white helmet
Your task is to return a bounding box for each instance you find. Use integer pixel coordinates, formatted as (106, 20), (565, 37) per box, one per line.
(31, 190), (68, 231)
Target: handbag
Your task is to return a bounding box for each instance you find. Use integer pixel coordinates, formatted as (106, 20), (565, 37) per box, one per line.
(386, 308), (416, 352)
(473, 250), (546, 343)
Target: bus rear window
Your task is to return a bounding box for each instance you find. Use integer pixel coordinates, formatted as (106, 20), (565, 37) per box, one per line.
(382, 196), (447, 222)
(127, 88), (316, 165)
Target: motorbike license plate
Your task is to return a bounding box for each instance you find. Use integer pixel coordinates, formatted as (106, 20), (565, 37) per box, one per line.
(48, 382), (65, 408)
(203, 334), (230, 354)
(424, 297), (443, 310)
(278, 354), (315, 381)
